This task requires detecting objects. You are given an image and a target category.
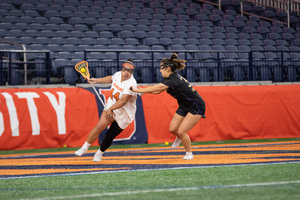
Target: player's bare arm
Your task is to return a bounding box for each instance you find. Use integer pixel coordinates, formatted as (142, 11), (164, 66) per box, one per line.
(106, 94), (132, 117)
(132, 83), (168, 94)
(88, 76), (112, 84)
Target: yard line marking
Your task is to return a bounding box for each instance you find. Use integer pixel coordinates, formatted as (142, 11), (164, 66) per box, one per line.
(19, 180), (300, 200)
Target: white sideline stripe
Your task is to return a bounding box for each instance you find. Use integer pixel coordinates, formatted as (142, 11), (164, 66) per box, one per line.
(2, 161), (300, 180)
(20, 180), (300, 200)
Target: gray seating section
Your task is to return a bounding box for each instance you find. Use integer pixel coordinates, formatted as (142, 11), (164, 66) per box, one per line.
(0, 0), (299, 84)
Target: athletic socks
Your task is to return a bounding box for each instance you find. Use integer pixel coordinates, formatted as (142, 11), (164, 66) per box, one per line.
(93, 149), (104, 162)
(74, 141), (91, 156)
(75, 143), (104, 162)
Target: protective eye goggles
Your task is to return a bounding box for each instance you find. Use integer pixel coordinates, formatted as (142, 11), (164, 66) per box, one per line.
(121, 66), (134, 74)
(160, 63), (174, 69)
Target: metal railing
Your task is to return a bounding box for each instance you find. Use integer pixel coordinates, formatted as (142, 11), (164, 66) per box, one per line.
(83, 50), (300, 83)
(0, 50), (51, 85)
(0, 49), (299, 85)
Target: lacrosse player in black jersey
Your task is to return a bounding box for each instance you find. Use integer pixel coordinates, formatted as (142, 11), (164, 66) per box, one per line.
(131, 53), (206, 160)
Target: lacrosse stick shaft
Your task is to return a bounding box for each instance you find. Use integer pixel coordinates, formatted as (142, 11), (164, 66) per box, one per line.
(90, 83), (107, 110)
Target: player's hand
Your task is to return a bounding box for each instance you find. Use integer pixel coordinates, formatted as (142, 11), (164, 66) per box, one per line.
(107, 109), (113, 118)
(130, 86), (139, 92)
(88, 78), (97, 84)
(130, 87), (135, 92)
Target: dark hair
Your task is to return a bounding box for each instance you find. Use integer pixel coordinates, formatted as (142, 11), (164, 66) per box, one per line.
(122, 58), (135, 68)
(161, 53), (186, 72)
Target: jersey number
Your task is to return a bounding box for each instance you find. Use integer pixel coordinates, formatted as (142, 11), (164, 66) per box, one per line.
(180, 76), (195, 92)
(110, 88), (120, 101)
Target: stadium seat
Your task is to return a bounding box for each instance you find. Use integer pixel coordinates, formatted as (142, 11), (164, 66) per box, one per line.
(148, 24), (162, 32)
(200, 32), (213, 39)
(134, 30), (148, 44)
(119, 52), (135, 60)
(212, 38), (225, 46)
(251, 39), (264, 46)
(161, 31), (175, 38)
(187, 32), (201, 39)
(263, 39), (276, 46)
(151, 44), (165, 50)
(199, 38), (213, 45)
(148, 31), (161, 38)
(214, 32), (226, 40)
(257, 27), (270, 39)
(198, 45), (214, 61)
(223, 14), (235, 22)
(125, 38), (139, 46)
(189, 25), (201, 33)
(51, 37), (66, 45)
(212, 45), (226, 60)
(41, 30), (56, 38)
(123, 23), (137, 31)
(45, 24), (60, 31)
(173, 38), (186, 45)
(100, 31), (114, 39)
(226, 39), (238, 46)
(237, 39), (251, 47)
(233, 20), (246, 32)
(186, 38), (200, 45)
(282, 33), (295, 45)
(135, 52), (151, 60)
(111, 38), (125, 45)
(120, 31), (135, 39)
(238, 33), (251, 39)
(238, 45), (251, 61)
(225, 45), (239, 61)
(160, 38), (173, 49)
(196, 14), (209, 21)
(170, 44), (186, 50)
(245, 26), (257, 34)
(25, 30), (40, 38)
(210, 14), (222, 26)
(62, 44), (78, 52)
(276, 39), (289, 47)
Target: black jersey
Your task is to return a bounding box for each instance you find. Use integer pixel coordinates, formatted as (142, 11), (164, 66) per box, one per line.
(162, 72), (205, 109)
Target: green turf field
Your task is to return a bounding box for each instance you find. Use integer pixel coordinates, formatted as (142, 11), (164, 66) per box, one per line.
(1, 138), (300, 200)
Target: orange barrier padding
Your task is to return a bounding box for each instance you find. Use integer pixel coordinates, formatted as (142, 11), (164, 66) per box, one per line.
(1, 85), (300, 150)
(141, 85), (300, 143)
(0, 88), (99, 150)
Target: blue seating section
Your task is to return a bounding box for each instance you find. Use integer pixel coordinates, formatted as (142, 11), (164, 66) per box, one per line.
(0, 0), (300, 84)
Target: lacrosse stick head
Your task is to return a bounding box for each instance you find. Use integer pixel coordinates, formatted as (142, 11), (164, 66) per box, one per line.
(75, 61), (90, 79)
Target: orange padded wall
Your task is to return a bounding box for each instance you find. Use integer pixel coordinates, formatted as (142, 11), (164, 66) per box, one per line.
(142, 84), (300, 143)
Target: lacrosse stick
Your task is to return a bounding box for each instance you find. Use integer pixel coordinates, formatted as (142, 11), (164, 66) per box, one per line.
(75, 61), (108, 110)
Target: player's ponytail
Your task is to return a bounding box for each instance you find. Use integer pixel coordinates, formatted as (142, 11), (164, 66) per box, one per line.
(161, 53), (186, 72)
(166, 53), (186, 72)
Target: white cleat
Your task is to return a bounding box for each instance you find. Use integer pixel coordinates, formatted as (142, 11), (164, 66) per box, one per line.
(74, 147), (87, 156)
(93, 149), (103, 162)
(183, 152), (194, 160)
(171, 137), (182, 149)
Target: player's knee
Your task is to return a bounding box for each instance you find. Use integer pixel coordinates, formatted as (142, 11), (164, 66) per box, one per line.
(169, 127), (177, 134)
(177, 130), (187, 138)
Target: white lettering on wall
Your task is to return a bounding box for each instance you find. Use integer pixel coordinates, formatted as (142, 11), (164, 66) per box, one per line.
(1, 92), (20, 136)
(43, 92), (66, 135)
(0, 91), (67, 137)
(15, 92), (40, 135)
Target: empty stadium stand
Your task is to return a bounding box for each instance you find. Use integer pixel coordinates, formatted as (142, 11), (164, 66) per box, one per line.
(0, 0), (300, 85)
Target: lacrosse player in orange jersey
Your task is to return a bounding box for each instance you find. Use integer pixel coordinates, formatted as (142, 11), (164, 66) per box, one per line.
(75, 59), (137, 161)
